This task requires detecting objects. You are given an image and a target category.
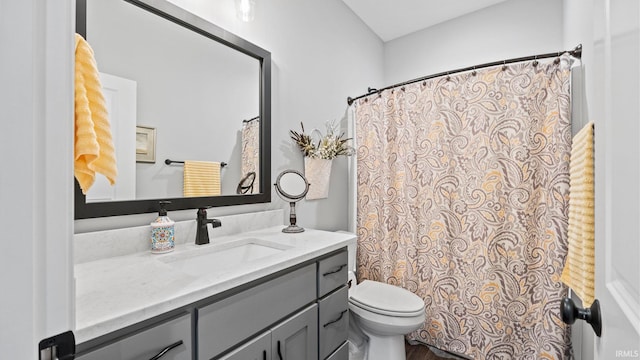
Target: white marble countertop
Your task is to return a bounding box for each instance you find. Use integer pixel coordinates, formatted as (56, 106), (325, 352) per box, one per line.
(74, 226), (356, 344)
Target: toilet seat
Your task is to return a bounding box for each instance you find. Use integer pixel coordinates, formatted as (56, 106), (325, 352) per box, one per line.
(349, 280), (425, 317)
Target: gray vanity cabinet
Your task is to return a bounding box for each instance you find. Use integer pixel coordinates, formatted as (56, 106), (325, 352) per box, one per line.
(75, 314), (192, 360)
(198, 264), (317, 359)
(219, 304), (318, 360)
(76, 249), (349, 360)
(317, 252), (349, 360)
(218, 331), (271, 360)
(317, 251), (348, 298)
(318, 286), (349, 359)
(325, 342), (349, 360)
(271, 304), (318, 359)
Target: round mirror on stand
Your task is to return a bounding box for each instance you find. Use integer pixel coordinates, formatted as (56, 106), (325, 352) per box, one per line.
(274, 169), (310, 233)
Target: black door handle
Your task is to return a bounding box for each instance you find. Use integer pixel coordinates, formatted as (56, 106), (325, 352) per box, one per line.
(148, 340), (183, 360)
(323, 264), (346, 276)
(323, 310), (348, 328)
(263, 349), (267, 360)
(561, 297), (602, 337)
(277, 340), (283, 360)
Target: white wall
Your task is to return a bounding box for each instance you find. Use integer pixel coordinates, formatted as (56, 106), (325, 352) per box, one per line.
(75, 0), (384, 232)
(383, 0), (565, 86)
(0, 0), (75, 358)
(563, 0), (604, 360)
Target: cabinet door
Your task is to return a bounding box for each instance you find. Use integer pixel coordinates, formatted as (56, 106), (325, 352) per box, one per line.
(198, 264), (316, 359)
(75, 314), (191, 360)
(219, 331), (271, 360)
(318, 286), (348, 359)
(271, 304), (318, 360)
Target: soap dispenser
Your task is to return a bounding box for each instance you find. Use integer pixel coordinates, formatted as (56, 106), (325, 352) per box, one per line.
(151, 201), (175, 253)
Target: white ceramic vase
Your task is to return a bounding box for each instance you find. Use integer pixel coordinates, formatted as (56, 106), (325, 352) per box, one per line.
(304, 157), (332, 200)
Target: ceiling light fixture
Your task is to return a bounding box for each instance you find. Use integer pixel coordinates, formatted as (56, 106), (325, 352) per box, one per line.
(235, 0), (255, 22)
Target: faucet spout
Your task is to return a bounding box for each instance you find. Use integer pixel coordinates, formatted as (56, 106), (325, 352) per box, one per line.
(195, 208), (222, 245)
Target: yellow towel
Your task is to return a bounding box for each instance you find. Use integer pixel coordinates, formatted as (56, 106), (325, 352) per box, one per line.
(74, 34), (117, 194)
(183, 161), (221, 197)
(561, 122), (595, 306)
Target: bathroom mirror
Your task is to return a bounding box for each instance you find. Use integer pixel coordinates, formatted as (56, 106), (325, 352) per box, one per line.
(274, 170), (309, 233)
(75, 0), (271, 219)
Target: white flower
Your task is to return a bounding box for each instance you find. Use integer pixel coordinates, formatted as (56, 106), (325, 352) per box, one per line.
(290, 120), (354, 160)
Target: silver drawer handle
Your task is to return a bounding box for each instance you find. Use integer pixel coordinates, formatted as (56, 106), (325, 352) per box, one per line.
(148, 340), (183, 360)
(323, 310), (348, 328)
(322, 264), (346, 276)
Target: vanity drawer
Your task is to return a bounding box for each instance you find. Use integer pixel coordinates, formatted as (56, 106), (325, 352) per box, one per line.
(318, 251), (348, 298)
(75, 314), (191, 360)
(325, 341), (349, 360)
(318, 286), (349, 359)
(197, 264), (316, 360)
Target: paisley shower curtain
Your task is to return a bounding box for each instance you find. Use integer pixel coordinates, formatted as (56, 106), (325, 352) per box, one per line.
(241, 118), (260, 194)
(354, 56), (573, 359)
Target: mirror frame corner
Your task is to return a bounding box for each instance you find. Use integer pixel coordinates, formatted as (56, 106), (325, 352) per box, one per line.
(74, 0), (271, 219)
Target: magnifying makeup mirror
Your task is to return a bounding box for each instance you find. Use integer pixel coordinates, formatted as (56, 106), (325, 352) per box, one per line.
(274, 169), (310, 233)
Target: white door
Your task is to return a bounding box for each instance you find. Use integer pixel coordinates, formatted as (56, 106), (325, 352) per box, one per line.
(592, 0), (640, 357)
(85, 73), (137, 202)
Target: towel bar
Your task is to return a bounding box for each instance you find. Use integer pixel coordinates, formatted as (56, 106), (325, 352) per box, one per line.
(165, 159), (227, 168)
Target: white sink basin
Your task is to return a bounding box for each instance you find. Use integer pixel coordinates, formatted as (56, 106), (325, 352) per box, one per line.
(159, 238), (292, 276)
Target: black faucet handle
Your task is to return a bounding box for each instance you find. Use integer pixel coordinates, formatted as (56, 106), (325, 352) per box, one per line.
(211, 219), (222, 228)
(197, 207), (213, 218)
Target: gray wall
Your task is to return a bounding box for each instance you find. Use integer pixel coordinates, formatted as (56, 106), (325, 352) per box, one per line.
(383, 0), (565, 85)
(75, 0), (384, 232)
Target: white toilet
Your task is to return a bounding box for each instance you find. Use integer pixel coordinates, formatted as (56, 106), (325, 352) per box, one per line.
(346, 243), (426, 360)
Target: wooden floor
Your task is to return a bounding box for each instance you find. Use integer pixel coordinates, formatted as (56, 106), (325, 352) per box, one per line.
(405, 342), (466, 360)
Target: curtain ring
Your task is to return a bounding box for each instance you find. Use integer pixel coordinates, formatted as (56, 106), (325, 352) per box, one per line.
(471, 66), (477, 76)
(533, 55), (539, 67)
(554, 57), (561, 65)
(446, 72), (451, 81)
(502, 60), (507, 71)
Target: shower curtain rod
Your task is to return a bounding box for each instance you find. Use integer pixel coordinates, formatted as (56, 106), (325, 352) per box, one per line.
(346, 44), (582, 106)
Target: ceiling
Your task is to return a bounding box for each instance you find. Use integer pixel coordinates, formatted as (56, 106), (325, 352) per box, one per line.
(340, 0), (510, 42)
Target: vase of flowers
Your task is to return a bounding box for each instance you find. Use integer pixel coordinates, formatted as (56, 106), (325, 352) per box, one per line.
(290, 120), (353, 199)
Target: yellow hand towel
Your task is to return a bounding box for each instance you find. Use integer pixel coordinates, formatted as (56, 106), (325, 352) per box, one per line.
(561, 122), (595, 306)
(74, 33), (117, 194)
(184, 161), (221, 197)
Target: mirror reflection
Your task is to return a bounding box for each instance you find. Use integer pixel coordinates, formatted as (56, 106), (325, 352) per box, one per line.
(75, 0), (271, 219)
(278, 172), (308, 199)
(84, 0), (260, 202)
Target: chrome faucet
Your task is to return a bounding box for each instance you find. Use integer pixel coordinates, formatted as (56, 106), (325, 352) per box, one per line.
(196, 208), (222, 245)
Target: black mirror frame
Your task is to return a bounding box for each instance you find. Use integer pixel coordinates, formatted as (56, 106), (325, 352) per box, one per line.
(74, 0), (271, 219)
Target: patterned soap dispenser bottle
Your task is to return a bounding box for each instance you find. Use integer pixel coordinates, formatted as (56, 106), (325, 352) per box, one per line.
(151, 201), (175, 253)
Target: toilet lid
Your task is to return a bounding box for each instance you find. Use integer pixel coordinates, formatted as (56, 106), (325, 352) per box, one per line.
(349, 280), (425, 317)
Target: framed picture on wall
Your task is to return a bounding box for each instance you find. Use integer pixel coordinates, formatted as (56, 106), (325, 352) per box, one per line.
(136, 125), (156, 163)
